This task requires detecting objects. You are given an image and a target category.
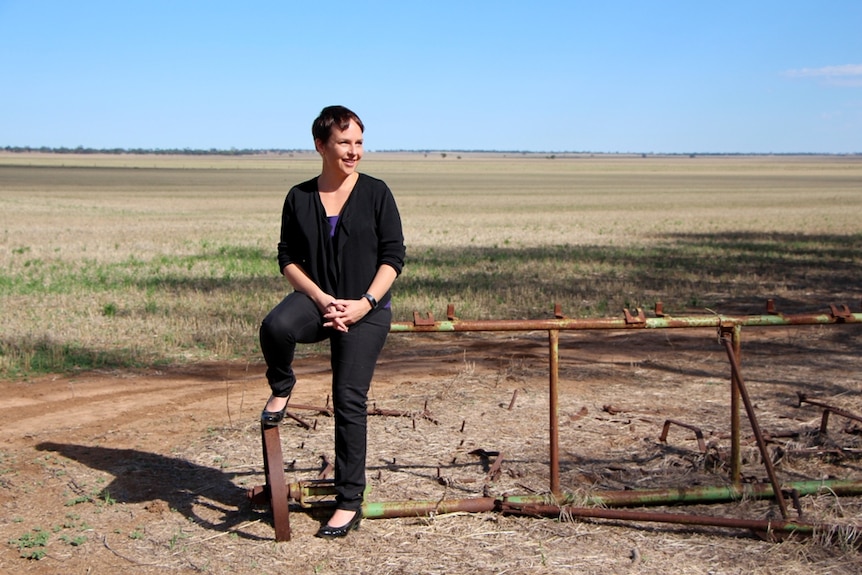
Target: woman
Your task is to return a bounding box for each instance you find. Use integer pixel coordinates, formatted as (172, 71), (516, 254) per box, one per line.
(258, 105), (405, 539)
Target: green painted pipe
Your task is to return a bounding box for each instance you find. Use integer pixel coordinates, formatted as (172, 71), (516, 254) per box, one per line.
(290, 478), (862, 517)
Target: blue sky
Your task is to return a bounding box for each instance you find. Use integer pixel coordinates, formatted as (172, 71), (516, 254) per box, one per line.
(1, 1), (860, 153)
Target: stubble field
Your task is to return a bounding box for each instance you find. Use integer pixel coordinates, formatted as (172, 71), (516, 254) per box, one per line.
(1, 152), (862, 574)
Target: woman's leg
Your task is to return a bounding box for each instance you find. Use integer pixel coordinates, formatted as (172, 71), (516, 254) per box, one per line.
(329, 307), (391, 511)
(259, 292), (327, 400)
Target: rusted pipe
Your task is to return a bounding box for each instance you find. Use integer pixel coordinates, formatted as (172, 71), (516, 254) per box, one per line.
(720, 329), (789, 519)
(260, 422), (291, 541)
(250, 478), (862, 511)
(389, 308), (862, 333)
(659, 419), (707, 453)
(549, 329), (561, 496)
(503, 503), (822, 537)
(796, 392), (862, 435)
(729, 324), (742, 485)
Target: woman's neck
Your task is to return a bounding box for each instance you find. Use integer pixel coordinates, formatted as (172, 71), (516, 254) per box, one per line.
(317, 171), (358, 194)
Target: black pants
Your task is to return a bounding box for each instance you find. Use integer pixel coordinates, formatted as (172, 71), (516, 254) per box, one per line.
(259, 292), (391, 511)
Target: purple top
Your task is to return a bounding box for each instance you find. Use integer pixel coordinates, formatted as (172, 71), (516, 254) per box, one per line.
(326, 214), (390, 309)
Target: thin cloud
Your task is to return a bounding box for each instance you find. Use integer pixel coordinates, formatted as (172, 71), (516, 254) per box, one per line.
(784, 64), (862, 86)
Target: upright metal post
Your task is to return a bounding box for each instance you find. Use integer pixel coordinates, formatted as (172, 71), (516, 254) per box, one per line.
(261, 423), (291, 541)
(549, 329), (561, 497)
(728, 324), (742, 485)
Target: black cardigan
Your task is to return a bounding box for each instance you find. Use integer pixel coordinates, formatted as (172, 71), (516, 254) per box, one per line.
(276, 173), (405, 307)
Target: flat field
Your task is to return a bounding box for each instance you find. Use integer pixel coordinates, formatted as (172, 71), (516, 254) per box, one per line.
(1, 152), (862, 574)
(1, 152), (861, 375)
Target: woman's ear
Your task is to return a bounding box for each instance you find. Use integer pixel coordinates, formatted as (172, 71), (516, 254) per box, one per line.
(314, 138), (324, 155)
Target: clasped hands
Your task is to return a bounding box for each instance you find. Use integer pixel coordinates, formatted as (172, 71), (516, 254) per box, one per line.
(321, 297), (371, 332)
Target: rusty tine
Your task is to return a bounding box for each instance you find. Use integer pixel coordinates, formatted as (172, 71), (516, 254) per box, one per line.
(570, 406), (589, 422)
(486, 452), (505, 482)
(319, 455), (333, 479)
(422, 400), (439, 424)
(787, 489), (804, 519)
(508, 389), (519, 410)
(796, 392), (862, 435)
(659, 419), (707, 453)
(284, 410), (313, 430)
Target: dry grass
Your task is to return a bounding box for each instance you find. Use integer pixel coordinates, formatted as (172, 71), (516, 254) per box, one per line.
(1, 152), (861, 376)
(6, 328), (862, 574)
(1, 152), (862, 573)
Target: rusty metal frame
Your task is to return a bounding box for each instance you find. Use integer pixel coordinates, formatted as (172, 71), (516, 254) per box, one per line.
(252, 299), (862, 541)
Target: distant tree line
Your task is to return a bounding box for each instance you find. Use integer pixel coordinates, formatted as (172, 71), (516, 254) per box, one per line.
(0, 146), (309, 156)
(1, 146), (857, 157)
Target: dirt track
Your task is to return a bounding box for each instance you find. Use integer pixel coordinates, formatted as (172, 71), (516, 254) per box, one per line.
(2, 329), (862, 574)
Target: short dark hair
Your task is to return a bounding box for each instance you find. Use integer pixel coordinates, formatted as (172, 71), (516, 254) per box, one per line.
(312, 105), (364, 143)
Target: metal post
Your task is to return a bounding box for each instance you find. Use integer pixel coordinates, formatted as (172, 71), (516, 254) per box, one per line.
(721, 332), (789, 519)
(549, 329), (561, 497)
(261, 422), (291, 541)
(729, 324), (742, 485)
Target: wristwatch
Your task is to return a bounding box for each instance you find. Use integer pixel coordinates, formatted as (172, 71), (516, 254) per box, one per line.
(362, 293), (378, 309)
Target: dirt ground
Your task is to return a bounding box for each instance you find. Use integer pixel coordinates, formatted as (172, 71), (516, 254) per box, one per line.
(2, 326), (862, 575)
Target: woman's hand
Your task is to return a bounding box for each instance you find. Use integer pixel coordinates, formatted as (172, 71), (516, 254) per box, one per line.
(322, 298), (372, 332)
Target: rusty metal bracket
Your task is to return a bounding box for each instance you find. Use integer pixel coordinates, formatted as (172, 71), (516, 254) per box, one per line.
(796, 392), (862, 435)
(623, 308), (646, 325)
(412, 311), (436, 326)
(829, 304), (852, 321)
(659, 419), (707, 453)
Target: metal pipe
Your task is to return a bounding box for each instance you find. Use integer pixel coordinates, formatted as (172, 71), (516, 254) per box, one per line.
(730, 324), (742, 485)
(260, 422), (291, 541)
(255, 303), (862, 541)
(353, 480), (862, 536)
(389, 310), (862, 334)
(262, 478), (862, 512)
(549, 329), (561, 496)
(503, 503), (821, 536)
(720, 331), (789, 519)
(797, 392), (862, 435)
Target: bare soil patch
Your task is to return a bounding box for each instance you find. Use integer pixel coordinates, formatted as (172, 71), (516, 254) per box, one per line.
(2, 327), (862, 574)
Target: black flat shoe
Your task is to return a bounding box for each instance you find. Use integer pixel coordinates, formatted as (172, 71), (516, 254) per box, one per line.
(261, 397), (289, 426)
(314, 511), (362, 539)
(260, 406), (287, 426)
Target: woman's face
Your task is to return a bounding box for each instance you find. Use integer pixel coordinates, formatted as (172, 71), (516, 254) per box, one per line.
(316, 120), (364, 178)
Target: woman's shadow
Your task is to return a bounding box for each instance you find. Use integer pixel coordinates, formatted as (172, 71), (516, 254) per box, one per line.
(36, 442), (270, 540)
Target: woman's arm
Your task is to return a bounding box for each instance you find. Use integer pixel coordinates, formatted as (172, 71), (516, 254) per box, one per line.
(282, 263), (336, 312)
(323, 263), (399, 332)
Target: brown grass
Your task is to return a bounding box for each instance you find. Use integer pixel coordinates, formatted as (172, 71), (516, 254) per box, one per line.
(2, 152), (861, 375)
(1, 152), (862, 573)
